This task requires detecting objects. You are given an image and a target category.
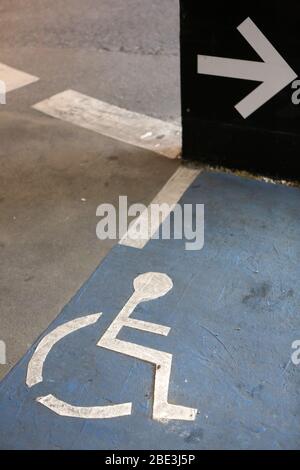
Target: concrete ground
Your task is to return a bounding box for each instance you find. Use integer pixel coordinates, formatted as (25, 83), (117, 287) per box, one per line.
(1, 1), (300, 451)
(0, 0), (181, 379)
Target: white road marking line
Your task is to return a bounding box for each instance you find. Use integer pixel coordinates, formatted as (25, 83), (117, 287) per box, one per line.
(26, 313), (102, 388)
(0, 63), (39, 93)
(120, 166), (202, 249)
(124, 318), (170, 336)
(98, 272), (197, 422)
(37, 395), (132, 419)
(32, 90), (181, 159)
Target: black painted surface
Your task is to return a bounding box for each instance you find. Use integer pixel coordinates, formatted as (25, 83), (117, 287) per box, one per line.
(180, 1), (300, 180)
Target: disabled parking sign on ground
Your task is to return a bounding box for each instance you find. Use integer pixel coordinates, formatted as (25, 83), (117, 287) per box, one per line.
(0, 171), (300, 450)
(26, 272), (197, 422)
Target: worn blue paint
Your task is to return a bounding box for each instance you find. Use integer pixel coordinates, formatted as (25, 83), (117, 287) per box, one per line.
(0, 171), (300, 449)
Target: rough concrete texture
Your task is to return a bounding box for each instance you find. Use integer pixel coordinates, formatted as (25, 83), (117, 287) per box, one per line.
(0, 1), (180, 379)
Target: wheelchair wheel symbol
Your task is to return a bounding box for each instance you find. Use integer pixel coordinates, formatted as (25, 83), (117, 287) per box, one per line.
(26, 272), (197, 422)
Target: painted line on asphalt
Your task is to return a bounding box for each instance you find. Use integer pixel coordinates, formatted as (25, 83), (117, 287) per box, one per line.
(26, 313), (102, 388)
(0, 63), (39, 93)
(27, 313), (133, 419)
(119, 166), (202, 249)
(36, 394), (132, 419)
(32, 90), (181, 159)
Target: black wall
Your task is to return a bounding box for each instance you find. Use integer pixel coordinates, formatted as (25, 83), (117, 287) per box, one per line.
(180, 1), (300, 180)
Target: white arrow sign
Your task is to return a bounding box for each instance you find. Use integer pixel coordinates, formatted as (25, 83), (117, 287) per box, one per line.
(197, 17), (297, 118)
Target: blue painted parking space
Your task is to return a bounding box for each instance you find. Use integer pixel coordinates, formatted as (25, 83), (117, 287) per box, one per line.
(0, 171), (300, 450)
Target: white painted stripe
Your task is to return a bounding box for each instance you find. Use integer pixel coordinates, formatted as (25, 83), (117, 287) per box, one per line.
(37, 394), (132, 419)
(0, 63), (39, 93)
(33, 90), (181, 159)
(26, 313), (101, 388)
(124, 318), (170, 336)
(27, 312), (133, 419)
(119, 166), (202, 249)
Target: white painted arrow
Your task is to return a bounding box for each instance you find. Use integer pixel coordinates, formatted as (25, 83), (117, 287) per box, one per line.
(197, 17), (297, 118)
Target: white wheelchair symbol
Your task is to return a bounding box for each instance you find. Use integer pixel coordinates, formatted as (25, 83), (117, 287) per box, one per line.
(26, 272), (197, 422)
